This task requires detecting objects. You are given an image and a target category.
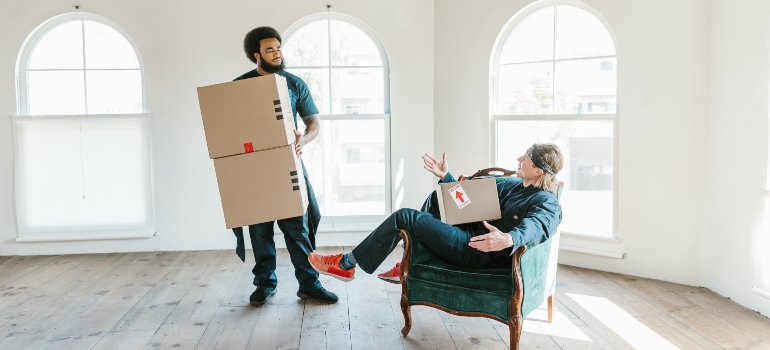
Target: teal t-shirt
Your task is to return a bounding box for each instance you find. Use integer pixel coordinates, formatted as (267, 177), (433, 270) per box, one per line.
(233, 69), (319, 128)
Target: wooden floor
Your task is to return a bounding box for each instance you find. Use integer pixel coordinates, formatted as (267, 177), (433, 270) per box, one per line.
(1, 248), (769, 350)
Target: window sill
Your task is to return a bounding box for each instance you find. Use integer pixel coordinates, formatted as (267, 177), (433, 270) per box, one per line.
(16, 230), (155, 243)
(752, 287), (770, 300)
(559, 232), (625, 259)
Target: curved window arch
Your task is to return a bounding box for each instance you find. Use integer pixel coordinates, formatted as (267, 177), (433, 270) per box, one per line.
(17, 12), (145, 116)
(13, 13), (153, 242)
(491, 2), (617, 238)
(283, 13), (391, 221)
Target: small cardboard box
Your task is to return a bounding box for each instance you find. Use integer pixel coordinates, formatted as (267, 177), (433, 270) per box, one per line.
(197, 75), (296, 159)
(436, 177), (501, 225)
(213, 145), (308, 228)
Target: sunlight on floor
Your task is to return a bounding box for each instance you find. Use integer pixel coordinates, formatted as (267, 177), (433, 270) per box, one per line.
(523, 306), (592, 341)
(567, 293), (680, 349)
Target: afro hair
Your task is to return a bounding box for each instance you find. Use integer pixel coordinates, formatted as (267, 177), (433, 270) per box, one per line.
(243, 26), (282, 64)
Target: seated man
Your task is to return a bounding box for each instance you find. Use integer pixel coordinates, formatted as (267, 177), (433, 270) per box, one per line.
(308, 143), (564, 282)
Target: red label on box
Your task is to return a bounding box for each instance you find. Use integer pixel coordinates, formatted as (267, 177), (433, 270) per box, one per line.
(244, 142), (254, 153)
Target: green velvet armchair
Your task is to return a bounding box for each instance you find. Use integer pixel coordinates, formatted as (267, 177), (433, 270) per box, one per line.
(397, 169), (563, 350)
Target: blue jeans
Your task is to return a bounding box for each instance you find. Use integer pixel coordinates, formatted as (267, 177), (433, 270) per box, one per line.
(232, 214), (322, 293)
(352, 191), (511, 274)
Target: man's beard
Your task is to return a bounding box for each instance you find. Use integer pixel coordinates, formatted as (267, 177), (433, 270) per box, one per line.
(260, 59), (285, 74)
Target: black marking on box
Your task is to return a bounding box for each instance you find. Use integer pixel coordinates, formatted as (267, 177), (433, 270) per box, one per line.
(293, 186), (300, 191)
(291, 178), (299, 183)
(273, 100), (280, 105)
(275, 107), (282, 112)
(290, 171), (298, 176)
(276, 114), (283, 120)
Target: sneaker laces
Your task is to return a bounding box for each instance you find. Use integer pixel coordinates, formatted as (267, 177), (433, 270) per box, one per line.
(322, 254), (342, 267)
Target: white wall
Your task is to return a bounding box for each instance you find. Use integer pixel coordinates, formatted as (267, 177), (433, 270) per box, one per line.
(434, 0), (711, 286)
(707, 0), (770, 317)
(0, 0), (435, 255)
(2, 0), (769, 317)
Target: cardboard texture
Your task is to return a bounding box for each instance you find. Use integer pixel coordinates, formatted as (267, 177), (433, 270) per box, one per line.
(436, 177), (501, 225)
(197, 75), (296, 159)
(213, 145), (308, 229)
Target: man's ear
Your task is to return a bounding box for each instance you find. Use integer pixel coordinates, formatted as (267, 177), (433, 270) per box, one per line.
(253, 52), (261, 62)
(535, 168), (544, 177)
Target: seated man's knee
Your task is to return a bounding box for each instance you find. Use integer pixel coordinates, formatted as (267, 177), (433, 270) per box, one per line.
(393, 208), (421, 227)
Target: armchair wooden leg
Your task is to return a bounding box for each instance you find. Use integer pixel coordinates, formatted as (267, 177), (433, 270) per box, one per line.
(548, 294), (554, 323)
(400, 295), (412, 336)
(508, 316), (523, 350)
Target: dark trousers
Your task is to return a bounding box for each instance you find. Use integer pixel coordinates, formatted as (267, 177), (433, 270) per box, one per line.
(352, 192), (510, 274)
(232, 214), (321, 293)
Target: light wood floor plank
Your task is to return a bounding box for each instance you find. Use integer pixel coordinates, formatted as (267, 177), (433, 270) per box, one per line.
(0, 249), (768, 350)
(0, 252), (155, 349)
(92, 330), (155, 350)
(143, 251), (243, 349)
(0, 253), (124, 336)
(111, 251), (229, 332)
(195, 306), (260, 350)
(38, 252), (188, 350)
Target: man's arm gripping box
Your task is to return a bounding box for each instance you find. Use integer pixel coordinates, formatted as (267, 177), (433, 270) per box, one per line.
(197, 74), (296, 159)
(436, 177), (501, 226)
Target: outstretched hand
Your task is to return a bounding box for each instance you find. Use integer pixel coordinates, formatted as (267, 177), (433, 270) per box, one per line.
(469, 221), (514, 252)
(422, 152), (448, 180)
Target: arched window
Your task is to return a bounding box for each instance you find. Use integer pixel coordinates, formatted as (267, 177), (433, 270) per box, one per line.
(283, 13), (390, 223)
(491, 3), (617, 238)
(14, 13), (153, 242)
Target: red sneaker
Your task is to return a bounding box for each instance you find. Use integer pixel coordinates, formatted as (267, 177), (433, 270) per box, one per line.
(377, 262), (401, 284)
(308, 253), (355, 282)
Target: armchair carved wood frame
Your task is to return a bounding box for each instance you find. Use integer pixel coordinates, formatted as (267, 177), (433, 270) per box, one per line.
(396, 168), (562, 350)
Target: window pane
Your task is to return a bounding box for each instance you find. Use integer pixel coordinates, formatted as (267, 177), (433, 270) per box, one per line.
(289, 68), (330, 114)
(497, 62), (552, 115)
(29, 21), (83, 69)
(17, 118), (149, 229)
(331, 68), (384, 114)
(283, 20), (329, 67)
(86, 70), (143, 114)
(301, 119), (386, 216)
(555, 6), (615, 59)
(84, 21), (140, 69)
(497, 119), (613, 237)
(554, 58), (617, 114)
(331, 20), (382, 66)
(499, 7), (554, 64)
(29, 71), (85, 115)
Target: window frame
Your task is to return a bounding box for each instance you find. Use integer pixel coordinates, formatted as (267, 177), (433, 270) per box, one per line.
(283, 12), (392, 227)
(16, 12), (147, 116)
(13, 12), (153, 242)
(490, 1), (622, 248)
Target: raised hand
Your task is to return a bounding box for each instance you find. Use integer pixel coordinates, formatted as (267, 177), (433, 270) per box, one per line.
(422, 152), (448, 179)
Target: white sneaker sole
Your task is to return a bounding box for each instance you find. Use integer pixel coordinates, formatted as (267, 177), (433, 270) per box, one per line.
(378, 275), (402, 284)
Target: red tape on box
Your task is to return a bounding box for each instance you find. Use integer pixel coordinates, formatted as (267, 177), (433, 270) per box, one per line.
(244, 142), (254, 153)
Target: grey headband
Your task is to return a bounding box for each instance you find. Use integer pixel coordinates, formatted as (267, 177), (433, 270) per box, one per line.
(527, 144), (558, 175)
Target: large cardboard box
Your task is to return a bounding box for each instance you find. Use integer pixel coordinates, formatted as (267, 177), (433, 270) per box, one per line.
(213, 145), (308, 229)
(197, 75), (296, 159)
(436, 178), (501, 225)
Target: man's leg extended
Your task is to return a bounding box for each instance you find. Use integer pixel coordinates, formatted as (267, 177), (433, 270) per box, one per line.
(310, 208), (497, 279)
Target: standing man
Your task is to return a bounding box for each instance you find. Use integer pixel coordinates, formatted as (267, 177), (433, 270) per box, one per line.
(231, 26), (337, 306)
